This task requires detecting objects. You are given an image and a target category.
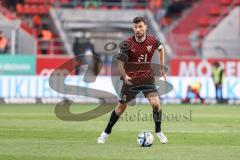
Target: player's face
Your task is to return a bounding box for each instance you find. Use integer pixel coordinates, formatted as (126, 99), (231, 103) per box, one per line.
(133, 22), (147, 38)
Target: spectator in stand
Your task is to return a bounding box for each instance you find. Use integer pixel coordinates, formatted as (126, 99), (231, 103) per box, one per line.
(101, 0), (121, 3)
(73, 37), (83, 75)
(3, 0), (24, 10)
(149, 0), (162, 10)
(101, 0), (121, 8)
(38, 25), (53, 55)
(0, 31), (8, 54)
(165, 0), (186, 18)
(32, 15), (42, 29)
(72, 36), (100, 75)
(161, 0), (192, 27)
(148, 0), (162, 19)
(83, 0), (101, 8)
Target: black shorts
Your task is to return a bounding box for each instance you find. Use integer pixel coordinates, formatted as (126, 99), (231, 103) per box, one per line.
(119, 77), (158, 103)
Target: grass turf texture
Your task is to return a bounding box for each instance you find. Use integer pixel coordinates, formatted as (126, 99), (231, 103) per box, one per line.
(0, 104), (240, 160)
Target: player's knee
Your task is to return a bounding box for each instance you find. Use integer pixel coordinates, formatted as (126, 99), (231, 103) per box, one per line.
(152, 105), (160, 112)
(115, 103), (127, 115)
(150, 101), (160, 111)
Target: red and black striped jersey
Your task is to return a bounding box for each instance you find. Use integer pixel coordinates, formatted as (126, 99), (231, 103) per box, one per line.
(119, 34), (162, 84)
(124, 34), (161, 63)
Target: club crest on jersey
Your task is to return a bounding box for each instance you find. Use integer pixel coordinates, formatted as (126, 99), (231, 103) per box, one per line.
(147, 46), (152, 52)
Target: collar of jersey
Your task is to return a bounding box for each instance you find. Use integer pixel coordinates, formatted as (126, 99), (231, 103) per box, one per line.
(134, 35), (147, 44)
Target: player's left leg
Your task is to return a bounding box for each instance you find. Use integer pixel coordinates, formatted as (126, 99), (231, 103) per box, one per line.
(145, 92), (168, 144)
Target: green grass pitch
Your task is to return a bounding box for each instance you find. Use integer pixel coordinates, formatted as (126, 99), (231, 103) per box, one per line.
(0, 103), (240, 160)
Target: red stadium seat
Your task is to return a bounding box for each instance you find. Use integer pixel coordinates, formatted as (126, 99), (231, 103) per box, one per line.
(220, 0), (232, 5)
(221, 6), (229, 15)
(16, 4), (24, 15)
(199, 16), (209, 27)
(28, 5), (34, 14)
(38, 5), (45, 15)
(111, 6), (120, 10)
(209, 17), (220, 27)
(28, 0), (39, 4)
(76, 5), (83, 10)
(21, 21), (36, 35)
(33, 0), (39, 4)
(209, 6), (220, 16)
(37, 0), (46, 4)
(234, 0), (240, 6)
(99, 5), (108, 10)
(48, 0), (55, 4)
(45, 6), (50, 13)
(38, 5), (50, 15)
(31, 5), (38, 15)
(133, 6), (145, 10)
(24, 5), (31, 14)
(160, 17), (172, 27)
(25, 0), (32, 4)
(61, 0), (69, 4)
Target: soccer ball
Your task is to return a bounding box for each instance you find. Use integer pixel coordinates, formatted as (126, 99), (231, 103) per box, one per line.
(137, 131), (154, 147)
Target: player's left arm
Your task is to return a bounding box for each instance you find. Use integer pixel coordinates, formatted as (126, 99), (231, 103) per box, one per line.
(157, 44), (167, 81)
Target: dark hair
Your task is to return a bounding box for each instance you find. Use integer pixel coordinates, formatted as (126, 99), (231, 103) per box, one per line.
(213, 62), (220, 67)
(133, 17), (147, 24)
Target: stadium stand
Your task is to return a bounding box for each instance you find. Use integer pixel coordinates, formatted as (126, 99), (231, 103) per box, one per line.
(0, 6), (36, 55)
(200, 6), (240, 58)
(48, 8), (172, 65)
(1, 0), (151, 55)
(162, 0), (240, 57)
(1, 0), (68, 55)
(1, 0), (238, 58)
(50, 9), (146, 55)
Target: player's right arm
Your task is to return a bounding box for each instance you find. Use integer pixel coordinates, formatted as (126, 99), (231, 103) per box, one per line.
(116, 40), (133, 85)
(117, 60), (132, 85)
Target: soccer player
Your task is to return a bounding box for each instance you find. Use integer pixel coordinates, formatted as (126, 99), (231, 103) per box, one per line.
(97, 17), (168, 144)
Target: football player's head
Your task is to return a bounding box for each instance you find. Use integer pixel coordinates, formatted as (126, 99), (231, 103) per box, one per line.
(133, 17), (147, 39)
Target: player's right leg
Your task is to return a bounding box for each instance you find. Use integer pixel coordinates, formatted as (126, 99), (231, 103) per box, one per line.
(97, 102), (127, 144)
(97, 82), (138, 144)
